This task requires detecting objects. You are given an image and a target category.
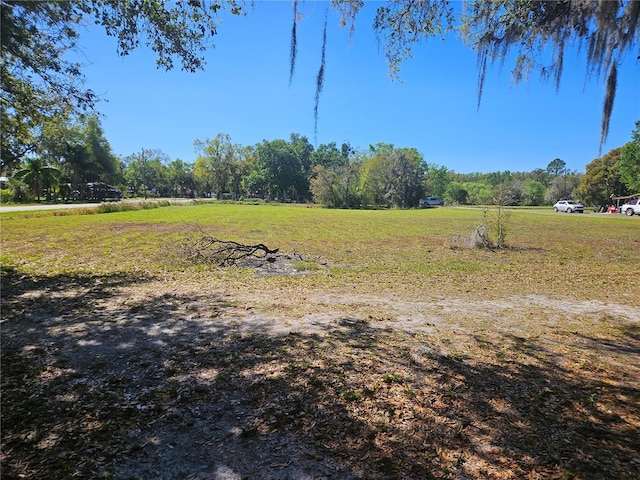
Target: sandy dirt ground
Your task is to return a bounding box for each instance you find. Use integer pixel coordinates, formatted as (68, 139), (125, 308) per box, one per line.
(2, 258), (639, 479)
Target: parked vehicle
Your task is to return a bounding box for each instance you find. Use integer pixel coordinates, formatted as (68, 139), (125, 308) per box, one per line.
(620, 198), (640, 216)
(553, 200), (584, 213)
(419, 197), (444, 207)
(84, 182), (122, 202)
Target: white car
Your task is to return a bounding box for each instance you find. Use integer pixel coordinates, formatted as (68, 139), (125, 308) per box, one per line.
(553, 200), (584, 213)
(620, 198), (640, 216)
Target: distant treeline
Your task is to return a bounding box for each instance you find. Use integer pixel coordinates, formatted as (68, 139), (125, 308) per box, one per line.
(118, 135), (586, 208)
(3, 119), (638, 208)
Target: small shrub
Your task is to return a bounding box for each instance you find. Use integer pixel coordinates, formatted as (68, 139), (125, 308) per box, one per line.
(341, 389), (361, 402)
(382, 372), (402, 384)
(0, 188), (12, 203)
(466, 208), (511, 249)
(487, 205), (511, 248)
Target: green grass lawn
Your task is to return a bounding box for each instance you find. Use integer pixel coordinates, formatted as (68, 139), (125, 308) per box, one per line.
(1, 203), (638, 301)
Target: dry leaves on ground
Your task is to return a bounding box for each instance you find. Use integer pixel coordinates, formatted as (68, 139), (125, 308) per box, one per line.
(1, 268), (639, 479)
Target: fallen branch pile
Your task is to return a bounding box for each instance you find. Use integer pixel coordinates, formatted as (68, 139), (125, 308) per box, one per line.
(182, 232), (279, 266)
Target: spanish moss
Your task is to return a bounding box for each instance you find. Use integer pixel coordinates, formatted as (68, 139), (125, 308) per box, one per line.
(476, 49), (487, 110)
(289, 0), (298, 86)
(601, 62), (617, 155)
(467, 0), (638, 151)
(314, 11), (328, 143)
(292, 1), (637, 151)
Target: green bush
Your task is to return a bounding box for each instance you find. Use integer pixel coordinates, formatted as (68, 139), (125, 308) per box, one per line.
(2, 179), (33, 203)
(0, 188), (12, 203)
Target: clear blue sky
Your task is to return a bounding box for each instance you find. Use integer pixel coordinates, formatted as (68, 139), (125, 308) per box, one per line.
(75, 1), (639, 174)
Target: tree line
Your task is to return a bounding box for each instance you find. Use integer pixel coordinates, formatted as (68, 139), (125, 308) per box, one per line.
(3, 116), (638, 208)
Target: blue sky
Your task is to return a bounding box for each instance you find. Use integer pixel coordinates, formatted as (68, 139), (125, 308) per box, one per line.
(75, 1), (639, 174)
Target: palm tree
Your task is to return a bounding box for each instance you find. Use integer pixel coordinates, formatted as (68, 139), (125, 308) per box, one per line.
(13, 157), (60, 202)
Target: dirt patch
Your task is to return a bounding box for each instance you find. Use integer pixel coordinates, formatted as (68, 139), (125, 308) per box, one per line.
(2, 270), (639, 479)
(237, 253), (317, 277)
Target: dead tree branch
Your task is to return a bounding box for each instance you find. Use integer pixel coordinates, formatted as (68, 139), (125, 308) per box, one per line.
(181, 227), (279, 266)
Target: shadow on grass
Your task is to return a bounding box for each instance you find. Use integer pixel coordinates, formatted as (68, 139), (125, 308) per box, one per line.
(1, 267), (639, 479)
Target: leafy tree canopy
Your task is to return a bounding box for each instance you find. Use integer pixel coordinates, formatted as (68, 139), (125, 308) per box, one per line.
(618, 121), (640, 193)
(253, 138), (310, 199)
(193, 133), (244, 197)
(1, 0), (244, 170)
(579, 147), (627, 206)
(547, 158), (567, 177)
(3, 1), (636, 171)
(13, 157), (60, 202)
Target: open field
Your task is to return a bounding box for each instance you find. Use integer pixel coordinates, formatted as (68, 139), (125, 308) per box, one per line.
(1, 204), (639, 479)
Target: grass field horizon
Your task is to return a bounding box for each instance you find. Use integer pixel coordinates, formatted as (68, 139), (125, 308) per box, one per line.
(2, 203), (639, 479)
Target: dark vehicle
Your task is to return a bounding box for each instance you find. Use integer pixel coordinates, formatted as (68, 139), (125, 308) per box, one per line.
(84, 182), (122, 202)
(420, 197), (444, 207)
